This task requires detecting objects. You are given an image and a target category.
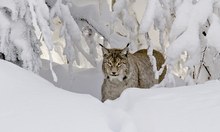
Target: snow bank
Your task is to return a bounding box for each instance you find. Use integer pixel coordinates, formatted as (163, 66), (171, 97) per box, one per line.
(1, 60), (220, 132)
(107, 81), (220, 132)
(0, 60), (112, 132)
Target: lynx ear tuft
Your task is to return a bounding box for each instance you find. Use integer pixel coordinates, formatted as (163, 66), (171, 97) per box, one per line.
(121, 43), (130, 56)
(99, 43), (109, 56)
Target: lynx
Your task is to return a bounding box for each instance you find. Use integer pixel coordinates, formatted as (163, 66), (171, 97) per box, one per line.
(100, 43), (166, 102)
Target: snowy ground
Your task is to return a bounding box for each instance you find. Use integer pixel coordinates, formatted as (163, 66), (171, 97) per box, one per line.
(1, 60), (220, 132)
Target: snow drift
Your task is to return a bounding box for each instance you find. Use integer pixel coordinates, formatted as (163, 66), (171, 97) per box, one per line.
(1, 60), (220, 132)
(0, 60), (112, 132)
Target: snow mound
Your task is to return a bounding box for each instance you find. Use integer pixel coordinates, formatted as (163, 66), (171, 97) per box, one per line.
(107, 81), (220, 132)
(0, 60), (111, 132)
(1, 60), (220, 132)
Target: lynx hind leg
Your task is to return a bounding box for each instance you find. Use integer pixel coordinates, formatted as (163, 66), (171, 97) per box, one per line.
(139, 72), (157, 88)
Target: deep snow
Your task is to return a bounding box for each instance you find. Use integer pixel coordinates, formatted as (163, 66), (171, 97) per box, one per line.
(0, 60), (111, 132)
(1, 60), (220, 132)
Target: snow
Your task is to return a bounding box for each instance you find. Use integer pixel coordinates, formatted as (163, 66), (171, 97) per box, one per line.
(0, 0), (17, 20)
(0, 11), (11, 53)
(0, 60), (111, 132)
(68, 2), (129, 46)
(138, 0), (220, 84)
(207, 14), (220, 52)
(2, 0), (220, 131)
(109, 81), (220, 132)
(39, 59), (103, 99)
(1, 59), (220, 132)
(169, 0), (193, 43)
(167, 0), (214, 68)
(139, 0), (158, 33)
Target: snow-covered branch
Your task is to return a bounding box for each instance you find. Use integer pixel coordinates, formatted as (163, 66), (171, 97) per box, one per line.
(139, 0), (220, 85)
(0, 0), (45, 73)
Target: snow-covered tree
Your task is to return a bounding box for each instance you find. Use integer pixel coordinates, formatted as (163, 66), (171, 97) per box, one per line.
(140, 0), (220, 85)
(0, 0), (44, 73)
(2, 0), (220, 87)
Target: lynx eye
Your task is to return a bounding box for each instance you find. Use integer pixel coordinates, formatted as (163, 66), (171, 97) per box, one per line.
(117, 63), (122, 67)
(106, 62), (112, 67)
(117, 62), (126, 67)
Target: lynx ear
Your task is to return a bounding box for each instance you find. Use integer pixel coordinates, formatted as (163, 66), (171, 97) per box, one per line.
(121, 43), (130, 56)
(99, 44), (109, 56)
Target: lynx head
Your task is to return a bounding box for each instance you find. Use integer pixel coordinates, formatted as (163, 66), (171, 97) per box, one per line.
(100, 43), (130, 81)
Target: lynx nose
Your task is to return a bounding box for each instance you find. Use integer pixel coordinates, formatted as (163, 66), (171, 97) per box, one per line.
(112, 72), (117, 75)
